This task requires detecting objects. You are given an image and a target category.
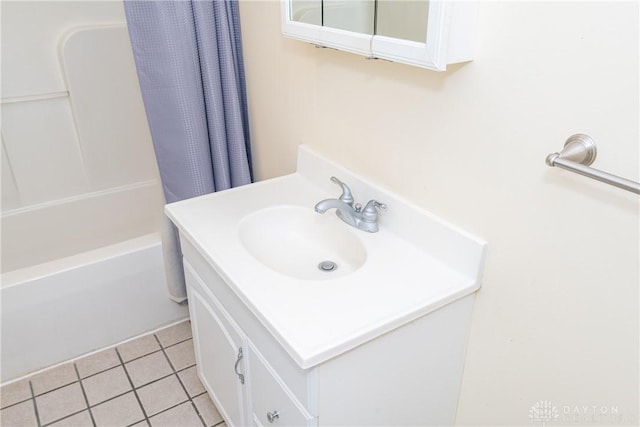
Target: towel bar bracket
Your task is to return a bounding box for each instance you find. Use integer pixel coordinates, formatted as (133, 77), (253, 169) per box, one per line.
(546, 134), (640, 195)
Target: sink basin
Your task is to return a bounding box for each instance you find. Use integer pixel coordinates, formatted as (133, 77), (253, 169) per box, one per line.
(238, 206), (367, 280)
(165, 145), (487, 367)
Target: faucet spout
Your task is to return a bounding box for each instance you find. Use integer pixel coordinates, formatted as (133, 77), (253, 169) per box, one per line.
(314, 198), (352, 214)
(314, 177), (386, 232)
(314, 199), (359, 227)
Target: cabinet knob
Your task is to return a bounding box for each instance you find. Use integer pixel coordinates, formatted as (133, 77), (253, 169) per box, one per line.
(267, 410), (279, 423)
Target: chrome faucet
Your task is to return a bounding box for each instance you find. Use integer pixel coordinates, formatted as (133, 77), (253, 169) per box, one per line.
(314, 177), (387, 233)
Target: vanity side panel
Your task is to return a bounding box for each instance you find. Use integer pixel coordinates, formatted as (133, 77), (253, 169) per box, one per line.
(180, 236), (316, 412)
(316, 295), (475, 426)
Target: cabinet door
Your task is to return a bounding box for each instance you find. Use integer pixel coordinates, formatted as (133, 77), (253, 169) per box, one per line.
(188, 273), (246, 427)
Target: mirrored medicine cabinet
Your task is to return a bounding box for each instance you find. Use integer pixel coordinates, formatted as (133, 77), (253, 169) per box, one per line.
(281, 0), (475, 71)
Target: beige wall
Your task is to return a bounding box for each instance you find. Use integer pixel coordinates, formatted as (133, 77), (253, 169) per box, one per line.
(239, 1), (639, 425)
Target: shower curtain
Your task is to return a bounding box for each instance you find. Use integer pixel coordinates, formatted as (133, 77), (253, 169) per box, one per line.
(124, 0), (253, 302)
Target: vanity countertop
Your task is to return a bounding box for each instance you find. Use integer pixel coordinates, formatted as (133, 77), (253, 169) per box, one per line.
(166, 146), (487, 369)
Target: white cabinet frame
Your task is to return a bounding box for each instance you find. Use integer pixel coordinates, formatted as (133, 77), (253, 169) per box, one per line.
(281, 0), (475, 71)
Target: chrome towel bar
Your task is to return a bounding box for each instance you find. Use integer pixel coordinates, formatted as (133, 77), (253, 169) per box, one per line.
(546, 134), (640, 195)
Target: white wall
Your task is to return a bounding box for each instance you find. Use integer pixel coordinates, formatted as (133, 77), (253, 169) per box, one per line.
(1, 1), (163, 271)
(239, 1), (639, 425)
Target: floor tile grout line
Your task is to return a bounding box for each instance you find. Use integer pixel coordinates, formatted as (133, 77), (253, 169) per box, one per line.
(1, 324), (197, 426)
(156, 321), (192, 350)
(0, 395), (34, 411)
(120, 337), (192, 367)
(126, 417), (150, 427)
(73, 363), (97, 427)
(1, 334), (194, 402)
(28, 380), (42, 427)
(76, 353), (122, 381)
(20, 357), (193, 409)
(140, 398), (193, 422)
(31, 378), (78, 399)
(117, 334), (191, 369)
(119, 342), (163, 365)
(31, 363), (200, 426)
(0, 320), (192, 390)
(85, 390), (132, 411)
(65, 365), (198, 413)
(116, 347), (151, 427)
(191, 390), (208, 400)
(18, 397), (172, 427)
(129, 369), (193, 393)
(38, 373), (112, 426)
(41, 408), (92, 427)
(190, 389), (209, 426)
(157, 336), (194, 352)
(26, 363), (126, 404)
(30, 381), (92, 427)
(153, 333), (208, 427)
(121, 336), (188, 365)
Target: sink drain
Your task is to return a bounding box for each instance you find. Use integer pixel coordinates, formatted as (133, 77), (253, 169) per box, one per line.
(318, 261), (338, 272)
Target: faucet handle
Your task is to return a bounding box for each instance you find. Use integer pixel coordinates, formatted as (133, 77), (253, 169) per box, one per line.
(330, 176), (354, 206)
(362, 200), (387, 222)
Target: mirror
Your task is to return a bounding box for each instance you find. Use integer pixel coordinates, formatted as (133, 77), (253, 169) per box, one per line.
(282, 0), (475, 71)
(290, 0), (322, 26)
(376, 0), (428, 43)
(291, 0), (427, 42)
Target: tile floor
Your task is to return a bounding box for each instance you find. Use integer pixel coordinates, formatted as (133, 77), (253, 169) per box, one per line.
(0, 321), (226, 427)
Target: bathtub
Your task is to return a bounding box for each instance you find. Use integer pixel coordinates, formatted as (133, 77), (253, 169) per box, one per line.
(0, 233), (189, 383)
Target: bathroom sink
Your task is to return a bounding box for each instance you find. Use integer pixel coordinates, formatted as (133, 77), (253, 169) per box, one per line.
(166, 146), (489, 427)
(165, 145), (487, 367)
(238, 206), (366, 280)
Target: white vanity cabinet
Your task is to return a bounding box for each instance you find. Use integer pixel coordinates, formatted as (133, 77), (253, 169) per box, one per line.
(166, 146), (488, 426)
(183, 240), (317, 427)
(186, 271), (248, 427)
(180, 237), (476, 426)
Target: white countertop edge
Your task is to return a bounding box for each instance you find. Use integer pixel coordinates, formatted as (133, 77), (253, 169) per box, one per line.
(292, 284), (480, 369)
(164, 147), (488, 370)
(169, 224), (480, 370)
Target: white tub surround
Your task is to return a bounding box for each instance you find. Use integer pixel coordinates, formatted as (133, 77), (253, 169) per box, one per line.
(0, 4), (179, 384)
(1, 234), (189, 383)
(166, 146), (487, 426)
(1, 181), (163, 273)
